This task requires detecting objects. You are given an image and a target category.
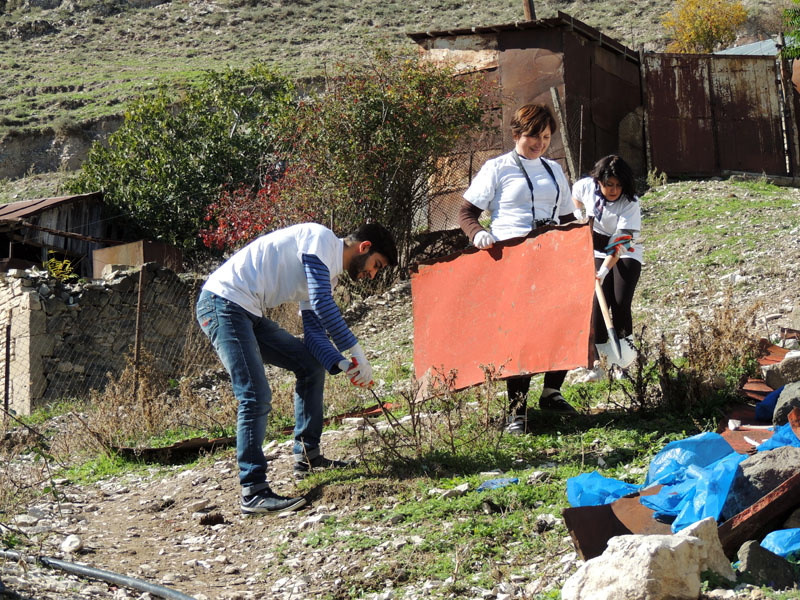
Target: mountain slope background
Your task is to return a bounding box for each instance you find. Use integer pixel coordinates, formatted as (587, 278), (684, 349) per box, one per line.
(0, 0), (789, 145)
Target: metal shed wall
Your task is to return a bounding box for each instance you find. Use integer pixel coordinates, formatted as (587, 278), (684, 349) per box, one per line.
(642, 53), (790, 176)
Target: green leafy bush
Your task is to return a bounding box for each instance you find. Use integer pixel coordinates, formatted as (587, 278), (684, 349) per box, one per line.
(783, 0), (800, 59)
(288, 49), (490, 264)
(66, 63), (294, 251)
(202, 49), (491, 263)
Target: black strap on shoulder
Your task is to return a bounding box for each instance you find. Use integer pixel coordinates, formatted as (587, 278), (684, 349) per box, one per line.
(511, 151), (560, 225)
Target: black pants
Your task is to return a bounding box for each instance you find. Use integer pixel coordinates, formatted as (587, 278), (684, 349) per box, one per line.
(506, 370), (567, 415)
(592, 257), (641, 344)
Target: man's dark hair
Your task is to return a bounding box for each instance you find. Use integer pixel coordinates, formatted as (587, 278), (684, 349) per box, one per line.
(590, 154), (637, 200)
(349, 223), (398, 266)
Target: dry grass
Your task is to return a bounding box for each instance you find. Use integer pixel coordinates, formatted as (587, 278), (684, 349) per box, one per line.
(77, 349), (237, 452)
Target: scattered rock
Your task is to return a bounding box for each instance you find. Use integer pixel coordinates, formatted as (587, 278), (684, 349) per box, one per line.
(561, 534), (703, 600)
(736, 540), (798, 590)
(773, 381), (800, 426)
(721, 446), (800, 519)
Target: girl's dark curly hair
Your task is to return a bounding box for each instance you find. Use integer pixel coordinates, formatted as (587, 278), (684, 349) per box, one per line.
(590, 155), (636, 200)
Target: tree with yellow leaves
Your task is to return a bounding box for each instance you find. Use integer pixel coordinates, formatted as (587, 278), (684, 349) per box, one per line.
(662, 0), (748, 53)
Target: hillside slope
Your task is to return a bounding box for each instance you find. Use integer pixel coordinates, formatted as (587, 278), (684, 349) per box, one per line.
(0, 0), (785, 141)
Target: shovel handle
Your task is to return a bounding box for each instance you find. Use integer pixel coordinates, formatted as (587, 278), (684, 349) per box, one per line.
(595, 279), (614, 331)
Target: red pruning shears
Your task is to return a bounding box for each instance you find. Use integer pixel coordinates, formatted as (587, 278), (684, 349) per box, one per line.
(604, 235), (634, 255)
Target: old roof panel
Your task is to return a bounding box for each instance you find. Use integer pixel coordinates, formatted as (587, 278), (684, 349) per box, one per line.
(407, 11), (638, 63)
(0, 192), (103, 221)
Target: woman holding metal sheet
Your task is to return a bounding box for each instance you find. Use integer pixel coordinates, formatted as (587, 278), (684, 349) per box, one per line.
(572, 154), (642, 362)
(458, 103), (580, 435)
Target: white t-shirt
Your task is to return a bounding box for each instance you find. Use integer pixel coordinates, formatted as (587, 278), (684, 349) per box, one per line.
(203, 223), (343, 317)
(572, 177), (643, 263)
(463, 151), (576, 242)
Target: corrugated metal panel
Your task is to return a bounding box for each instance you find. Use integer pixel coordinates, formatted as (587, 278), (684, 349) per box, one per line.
(0, 192), (102, 220)
(711, 57), (785, 174)
(411, 222), (594, 391)
(643, 54), (788, 176)
(643, 54), (716, 175)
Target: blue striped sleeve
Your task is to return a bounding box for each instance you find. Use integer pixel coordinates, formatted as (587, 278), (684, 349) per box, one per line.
(301, 253), (358, 350)
(301, 309), (345, 373)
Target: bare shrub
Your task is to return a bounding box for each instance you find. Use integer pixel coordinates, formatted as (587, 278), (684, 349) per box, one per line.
(80, 349), (238, 452)
(616, 287), (762, 417)
(356, 363), (507, 469)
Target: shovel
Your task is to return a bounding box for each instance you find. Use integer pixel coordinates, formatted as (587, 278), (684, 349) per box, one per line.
(594, 279), (636, 368)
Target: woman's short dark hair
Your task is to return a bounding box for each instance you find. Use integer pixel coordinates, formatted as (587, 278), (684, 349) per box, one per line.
(349, 223), (398, 267)
(510, 104), (558, 139)
(589, 155), (636, 200)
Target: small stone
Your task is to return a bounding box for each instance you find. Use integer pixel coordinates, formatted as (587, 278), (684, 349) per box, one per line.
(60, 534), (83, 553)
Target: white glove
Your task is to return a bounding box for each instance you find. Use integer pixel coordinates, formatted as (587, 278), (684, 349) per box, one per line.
(596, 265), (610, 284)
(573, 208), (583, 221)
(473, 230), (496, 250)
(345, 343), (373, 388)
(337, 359), (352, 373)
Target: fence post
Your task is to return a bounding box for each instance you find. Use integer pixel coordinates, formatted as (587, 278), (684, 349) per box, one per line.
(133, 268), (144, 399)
(3, 309), (10, 424)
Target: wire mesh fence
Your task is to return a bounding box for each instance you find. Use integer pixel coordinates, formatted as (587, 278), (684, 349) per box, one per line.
(0, 263), (218, 419)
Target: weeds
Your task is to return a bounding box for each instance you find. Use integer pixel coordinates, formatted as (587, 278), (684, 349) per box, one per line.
(79, 349), (237, 452)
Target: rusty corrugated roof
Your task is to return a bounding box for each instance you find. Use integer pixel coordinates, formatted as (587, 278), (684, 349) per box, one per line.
(0, 192), (102, 221)
(406, 10), (638, 63)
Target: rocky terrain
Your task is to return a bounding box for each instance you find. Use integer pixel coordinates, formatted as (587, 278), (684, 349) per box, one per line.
(2, 177), (800, 599)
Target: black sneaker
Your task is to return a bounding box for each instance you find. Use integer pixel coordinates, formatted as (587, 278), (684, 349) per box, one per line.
(539, 391), (578, 414)
(241, 488), (306, 514)
(294, 455), (354, 480)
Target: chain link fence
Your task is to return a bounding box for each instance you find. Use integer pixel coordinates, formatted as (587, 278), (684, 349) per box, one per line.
(0, 263), (218, 419)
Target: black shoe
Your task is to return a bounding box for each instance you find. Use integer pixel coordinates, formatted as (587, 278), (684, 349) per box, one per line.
(539, 391), (577, 414)
(241, 488), (306, 514)
(294, 455), (354, 479)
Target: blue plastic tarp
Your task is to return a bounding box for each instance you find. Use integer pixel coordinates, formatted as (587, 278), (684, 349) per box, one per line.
(645, 431), (736, 487)
(760, 528), (800, 560)
(755, 385), (784, 421)
(566, 471), (640, 507)
(757, 421), (800, 451)
(567, 431), (745, 533)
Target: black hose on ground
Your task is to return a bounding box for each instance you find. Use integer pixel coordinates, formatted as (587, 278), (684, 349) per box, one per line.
(0, 550), (196, 600)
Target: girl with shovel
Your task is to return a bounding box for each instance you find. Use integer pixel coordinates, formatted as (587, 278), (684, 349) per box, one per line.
(572, 154), (642, 367)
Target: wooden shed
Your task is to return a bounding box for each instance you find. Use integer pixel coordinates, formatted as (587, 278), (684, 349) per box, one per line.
(0, 192), (112, 276)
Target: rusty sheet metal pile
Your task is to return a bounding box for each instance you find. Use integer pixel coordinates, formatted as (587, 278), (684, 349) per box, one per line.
(563, 342), (800, 564)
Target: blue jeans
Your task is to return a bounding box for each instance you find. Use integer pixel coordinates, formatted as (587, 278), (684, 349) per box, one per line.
(196, 290), (326, 496)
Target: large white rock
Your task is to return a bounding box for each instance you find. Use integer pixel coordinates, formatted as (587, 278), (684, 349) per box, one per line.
(676, 517), (735, 582)
(561, 534), (702, 600)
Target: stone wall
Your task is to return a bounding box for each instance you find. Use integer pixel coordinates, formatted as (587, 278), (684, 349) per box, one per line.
(0, 262), (207, 415)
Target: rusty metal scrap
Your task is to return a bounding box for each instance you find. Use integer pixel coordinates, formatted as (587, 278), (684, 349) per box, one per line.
(411, 222), (595, 391)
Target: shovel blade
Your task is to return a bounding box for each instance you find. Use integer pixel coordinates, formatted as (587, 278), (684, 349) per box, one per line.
(596, 337), (637, 368)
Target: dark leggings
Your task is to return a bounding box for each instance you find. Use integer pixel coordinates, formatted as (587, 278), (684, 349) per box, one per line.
(593, 256), (641, 344)
(506, 370), (567, 415)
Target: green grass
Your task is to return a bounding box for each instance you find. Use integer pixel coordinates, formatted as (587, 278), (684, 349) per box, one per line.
(0, 0), (689, 139)
(637, 178), (800, 307)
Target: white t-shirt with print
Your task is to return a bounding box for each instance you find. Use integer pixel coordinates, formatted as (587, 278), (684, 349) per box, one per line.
(203, 222), (343, 317)
(572, 177), (643, 263)
(463, 151), (576, 242)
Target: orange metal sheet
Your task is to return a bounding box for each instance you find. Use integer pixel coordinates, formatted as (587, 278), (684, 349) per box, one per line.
(411, 222), (595, 391)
